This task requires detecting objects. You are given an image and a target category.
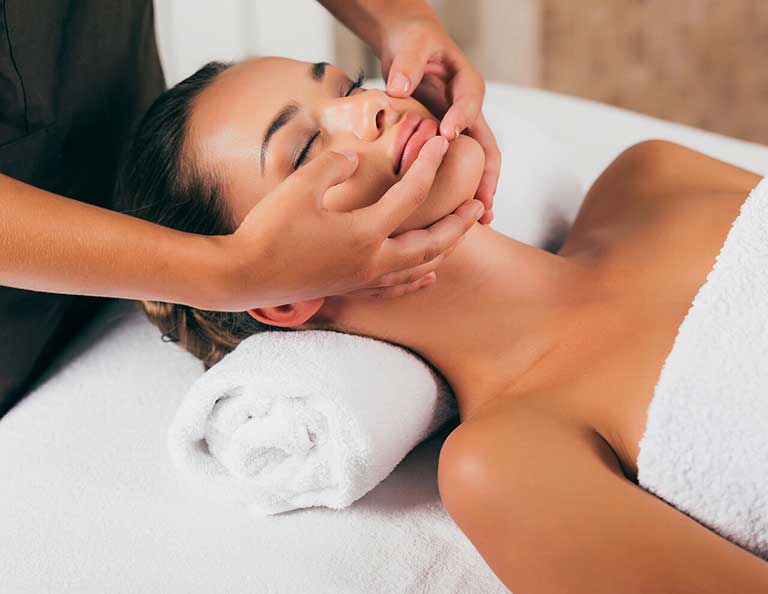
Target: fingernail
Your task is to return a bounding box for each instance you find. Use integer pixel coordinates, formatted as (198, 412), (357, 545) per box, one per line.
(472, 201), (485, 219)
(454, 127), (461, 140)
(437, 137), (449, 154)
(389, 73), (410, 94)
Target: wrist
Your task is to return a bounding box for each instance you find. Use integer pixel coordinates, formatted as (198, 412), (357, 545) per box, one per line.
(375, 6), (441, 56)
(321, 0), (438, 57)
(167, 231), (239, 311)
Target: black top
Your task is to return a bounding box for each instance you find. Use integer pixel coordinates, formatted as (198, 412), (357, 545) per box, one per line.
(0, 0), (166, 416)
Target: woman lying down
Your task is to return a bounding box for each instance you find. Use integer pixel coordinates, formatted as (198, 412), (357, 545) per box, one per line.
(115, 57), (768, 593)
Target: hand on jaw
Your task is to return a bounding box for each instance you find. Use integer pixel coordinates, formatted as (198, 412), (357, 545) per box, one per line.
(378, 13), (501, 224)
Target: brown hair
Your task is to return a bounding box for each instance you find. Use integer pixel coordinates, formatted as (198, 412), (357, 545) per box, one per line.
(114, 60), (287, 370)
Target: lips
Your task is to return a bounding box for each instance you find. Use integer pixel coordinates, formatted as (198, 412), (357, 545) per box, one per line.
(392, 113), (439, 175)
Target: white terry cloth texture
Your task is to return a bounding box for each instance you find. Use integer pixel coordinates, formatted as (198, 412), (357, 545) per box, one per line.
(169, 330), (457, 515)
(3, 84), (768, 594)
(637, 176), (768, 560)
(167, 113), (585, 517)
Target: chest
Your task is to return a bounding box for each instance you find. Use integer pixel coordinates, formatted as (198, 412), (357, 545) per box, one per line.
(550, 189), (750, 483)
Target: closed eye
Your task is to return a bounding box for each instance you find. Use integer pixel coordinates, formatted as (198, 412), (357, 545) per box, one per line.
(345, 70), (366, 97)
(293, 131), (320, 170)
(292, 70), (367, 170)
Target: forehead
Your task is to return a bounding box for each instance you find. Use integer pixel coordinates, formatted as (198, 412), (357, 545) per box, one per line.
(198, 56), (313, 111)
(189, 57), (333, 145)
(186, 57), (341, 221)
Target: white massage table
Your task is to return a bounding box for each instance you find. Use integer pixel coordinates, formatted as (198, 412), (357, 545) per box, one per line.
(2, 83), (767, 594)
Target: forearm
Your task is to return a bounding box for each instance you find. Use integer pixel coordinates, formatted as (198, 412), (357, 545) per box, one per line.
(317, 0), (438, 55)
(0, 174), (226, 308)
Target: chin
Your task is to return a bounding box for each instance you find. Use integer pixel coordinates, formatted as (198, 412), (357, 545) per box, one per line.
(394, 134), (485, 234)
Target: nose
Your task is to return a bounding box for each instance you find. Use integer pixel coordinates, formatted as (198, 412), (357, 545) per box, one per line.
(318, 89), (394, 142)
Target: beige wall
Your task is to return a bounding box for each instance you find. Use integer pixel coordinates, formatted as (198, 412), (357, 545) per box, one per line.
(335, 0), (768, 145)
(540, 0), (768, 144)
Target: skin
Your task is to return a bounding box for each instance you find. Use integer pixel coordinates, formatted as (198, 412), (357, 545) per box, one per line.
(190, 57), (485, 236)
(319, 0), (502, 221)
(188, 56), (561, 419)
(188, 58), (768, 592)
(0, 2), (494, 314)
(437, 143), (768, 594)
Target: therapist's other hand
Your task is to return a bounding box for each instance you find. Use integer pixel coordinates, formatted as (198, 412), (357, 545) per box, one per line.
(379, 14), (500, 224)
(209, 136), (484, 311)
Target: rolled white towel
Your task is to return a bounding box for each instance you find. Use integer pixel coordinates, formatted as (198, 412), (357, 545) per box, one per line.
(167, 330), (457, 516)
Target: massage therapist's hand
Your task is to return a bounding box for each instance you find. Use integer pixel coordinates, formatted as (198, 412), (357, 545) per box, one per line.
(379, 12), (501, 224)
(205, 136), (485, 311)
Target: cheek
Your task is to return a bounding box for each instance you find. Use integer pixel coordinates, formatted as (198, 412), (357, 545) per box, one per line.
(321, 154), (393, 212)
(319, 135), (485, 235)
(393, 135), (485, 234)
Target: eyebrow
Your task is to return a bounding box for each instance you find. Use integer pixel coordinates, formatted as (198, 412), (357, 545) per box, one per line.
(311, 61), (328, 81)
(259, 62), (328, 173)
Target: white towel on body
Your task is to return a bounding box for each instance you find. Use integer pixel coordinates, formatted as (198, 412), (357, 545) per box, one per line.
(168, 330), (457, 516)
(637, 176), (768, 559)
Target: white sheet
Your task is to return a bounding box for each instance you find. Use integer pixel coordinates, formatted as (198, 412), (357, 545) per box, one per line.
(2, 84), (767, 594)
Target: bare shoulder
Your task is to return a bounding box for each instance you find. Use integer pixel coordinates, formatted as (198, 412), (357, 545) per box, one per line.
(437, 398), (627, 502)
(563, 140), (763, 250)
(436, 396), (768, 594)
(592, 139), (761, 198)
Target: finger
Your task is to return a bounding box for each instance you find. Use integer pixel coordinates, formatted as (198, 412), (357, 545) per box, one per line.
(464, 114), (502, 220)
(411, 74), (451, 119)
(345, 273), (437, 300)
(423, 60), (450, 79)
(285, 149), (359, 206)
(376, 198), (484, 273)
(386, 44), (433, 98)
(366, 251), (447, 289)
(361, 219), (464, 287)
(354, 135), (449, 237)
(438, 67), (485, 140)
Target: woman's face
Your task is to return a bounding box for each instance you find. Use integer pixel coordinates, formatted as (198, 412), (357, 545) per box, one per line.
(187, 57), (485, 233)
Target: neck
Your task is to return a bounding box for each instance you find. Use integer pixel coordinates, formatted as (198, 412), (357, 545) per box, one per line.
(319, 224), (590, 421)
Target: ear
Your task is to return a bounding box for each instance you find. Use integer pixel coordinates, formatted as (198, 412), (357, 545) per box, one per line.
(246, 298), (325, 328)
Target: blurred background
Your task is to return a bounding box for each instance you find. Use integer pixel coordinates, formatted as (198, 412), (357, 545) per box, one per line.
(154, 0), (768, 144)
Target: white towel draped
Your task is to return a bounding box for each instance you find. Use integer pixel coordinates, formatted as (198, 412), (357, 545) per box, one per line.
(637, 176), (768, 559)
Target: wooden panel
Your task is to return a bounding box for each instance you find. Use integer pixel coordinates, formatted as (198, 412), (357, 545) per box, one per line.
(540, 0), (768, 144)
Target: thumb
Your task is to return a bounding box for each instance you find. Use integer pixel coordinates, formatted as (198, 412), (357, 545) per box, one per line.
(386, 46), (431, 97)
(286, 149), (359, 206)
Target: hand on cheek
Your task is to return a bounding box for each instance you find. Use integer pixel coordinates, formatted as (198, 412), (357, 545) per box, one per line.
(391, 135), (485, 234)
(321, 135), (484, 236)
(320, 162), (392, 213)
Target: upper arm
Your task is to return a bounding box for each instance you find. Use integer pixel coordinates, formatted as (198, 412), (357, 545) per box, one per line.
(438, 407), (768, 594)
